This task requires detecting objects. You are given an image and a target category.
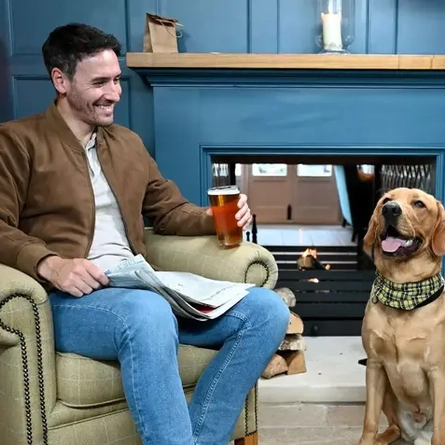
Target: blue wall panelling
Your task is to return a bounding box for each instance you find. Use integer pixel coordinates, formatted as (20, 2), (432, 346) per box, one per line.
(2, 0), (445, 179)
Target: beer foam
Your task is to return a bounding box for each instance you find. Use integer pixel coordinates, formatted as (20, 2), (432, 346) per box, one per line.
(207, 185), (240, 196)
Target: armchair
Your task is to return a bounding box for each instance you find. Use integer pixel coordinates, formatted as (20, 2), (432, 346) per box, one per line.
(0, 228), (278, 445)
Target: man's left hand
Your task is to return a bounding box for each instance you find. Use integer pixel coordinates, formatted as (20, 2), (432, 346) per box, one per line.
(234, 193), (252, 231)
(206, 193), (252, 231)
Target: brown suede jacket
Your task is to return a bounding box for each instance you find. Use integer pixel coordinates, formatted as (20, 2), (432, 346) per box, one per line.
(0, 103), (215, 282)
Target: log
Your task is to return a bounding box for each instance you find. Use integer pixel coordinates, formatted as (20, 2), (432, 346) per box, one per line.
(274, 287), (296, 308)
(280, 350), (307, 375)
(278, 333), (306, 351)
(261, 353), (288, 379)
(287, 312), (304, 335)
(297, 254), (327, 270)
(262, 314), (306, 378)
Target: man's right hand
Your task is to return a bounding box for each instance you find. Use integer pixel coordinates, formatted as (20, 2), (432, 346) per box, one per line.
(37, 256), (109, 297)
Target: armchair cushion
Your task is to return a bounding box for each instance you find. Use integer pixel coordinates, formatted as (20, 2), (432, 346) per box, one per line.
(56, 345), (218, 408)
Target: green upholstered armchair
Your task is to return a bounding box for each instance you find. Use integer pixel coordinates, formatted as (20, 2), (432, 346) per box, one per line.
(0, 228), (278, 445)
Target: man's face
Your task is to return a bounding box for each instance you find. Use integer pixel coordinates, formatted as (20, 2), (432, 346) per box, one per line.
(62, 49), (122, 127)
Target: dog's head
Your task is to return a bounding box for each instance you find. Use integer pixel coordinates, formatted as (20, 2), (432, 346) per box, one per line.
(363, 187), (445, 280)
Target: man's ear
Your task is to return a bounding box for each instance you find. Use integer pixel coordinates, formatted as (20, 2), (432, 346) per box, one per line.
(432, 200), (445, 256)
(51, 68), (69, 95)
(363, 206), (380, 257)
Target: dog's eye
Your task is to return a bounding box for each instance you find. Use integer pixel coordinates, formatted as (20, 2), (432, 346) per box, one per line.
(382, 197), (391, 204)
(413, 200), (425, 208)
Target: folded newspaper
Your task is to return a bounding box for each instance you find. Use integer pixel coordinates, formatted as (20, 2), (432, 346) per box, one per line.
(105, 255), (254, 321)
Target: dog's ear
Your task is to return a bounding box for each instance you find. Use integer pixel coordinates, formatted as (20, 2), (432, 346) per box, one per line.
(432, 200), (445, 256)
(363, 206), (380, 256)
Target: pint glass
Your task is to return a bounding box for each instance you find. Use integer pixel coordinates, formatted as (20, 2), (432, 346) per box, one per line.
(207, 185), (243, 248)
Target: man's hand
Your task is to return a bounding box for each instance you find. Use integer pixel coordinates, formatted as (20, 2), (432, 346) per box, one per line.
(206, 193), (252, 231)
(37, 256), (109, 297)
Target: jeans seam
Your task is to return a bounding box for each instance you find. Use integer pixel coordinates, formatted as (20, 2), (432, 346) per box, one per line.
(50, 303), (150, 440)
(192, 310), (252, 444)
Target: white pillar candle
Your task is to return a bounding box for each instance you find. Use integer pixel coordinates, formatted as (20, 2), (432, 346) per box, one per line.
(321, 12), (343, 52)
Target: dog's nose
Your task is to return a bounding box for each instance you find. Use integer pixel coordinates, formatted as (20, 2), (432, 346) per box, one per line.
(382, 201), (402, 218)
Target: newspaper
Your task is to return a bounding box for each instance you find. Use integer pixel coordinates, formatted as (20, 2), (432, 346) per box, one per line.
(105, 254), (254, 321)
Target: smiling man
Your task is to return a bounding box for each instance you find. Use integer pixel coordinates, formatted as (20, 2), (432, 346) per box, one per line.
(50, 43), (120, 145)
(0, 23), (289, 445)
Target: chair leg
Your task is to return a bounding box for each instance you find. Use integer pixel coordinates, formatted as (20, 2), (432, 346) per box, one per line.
(234, 432), (259, 445)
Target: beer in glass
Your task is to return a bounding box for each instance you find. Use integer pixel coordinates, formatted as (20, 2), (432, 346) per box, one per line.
(208, 185), (243, 248)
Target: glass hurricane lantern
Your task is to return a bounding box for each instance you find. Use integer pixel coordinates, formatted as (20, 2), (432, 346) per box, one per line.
(316, 0), (355, 54)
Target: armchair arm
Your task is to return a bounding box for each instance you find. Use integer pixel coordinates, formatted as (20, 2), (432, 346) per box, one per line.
(0, 264), (57, 445)
(143, 228), (278, 288)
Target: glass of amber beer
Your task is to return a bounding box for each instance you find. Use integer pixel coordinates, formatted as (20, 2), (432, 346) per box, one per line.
(208, 185), (243, 248)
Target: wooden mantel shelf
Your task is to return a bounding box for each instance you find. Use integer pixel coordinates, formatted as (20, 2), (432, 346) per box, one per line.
(126, 53), (445, 70)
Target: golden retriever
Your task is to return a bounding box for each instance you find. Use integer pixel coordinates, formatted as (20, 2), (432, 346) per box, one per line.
(359, 187), (445, 445)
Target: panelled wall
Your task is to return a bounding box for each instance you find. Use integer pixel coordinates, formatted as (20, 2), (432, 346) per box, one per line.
(1, 0), (445, 157)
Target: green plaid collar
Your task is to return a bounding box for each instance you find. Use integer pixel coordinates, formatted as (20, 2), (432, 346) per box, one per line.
(371, 272), (444, 311)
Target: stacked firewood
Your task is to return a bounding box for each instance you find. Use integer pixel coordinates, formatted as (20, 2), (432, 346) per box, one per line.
(261, 288), (306, 379)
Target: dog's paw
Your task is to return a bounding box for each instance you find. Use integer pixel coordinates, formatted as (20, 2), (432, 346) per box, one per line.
(357, 435), (373, 445)
(357, 434), (381, 445)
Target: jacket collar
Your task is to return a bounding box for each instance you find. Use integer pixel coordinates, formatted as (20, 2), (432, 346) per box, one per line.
(45, 100), (107, 152)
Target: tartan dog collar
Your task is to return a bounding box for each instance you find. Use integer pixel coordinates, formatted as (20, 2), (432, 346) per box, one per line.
(371, 271), (445, 310)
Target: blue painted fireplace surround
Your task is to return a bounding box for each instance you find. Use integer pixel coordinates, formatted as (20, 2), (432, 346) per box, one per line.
(129, 62), (445, 207)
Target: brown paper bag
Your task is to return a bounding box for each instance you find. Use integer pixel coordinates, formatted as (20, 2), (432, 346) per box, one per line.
(143, 13), (182, 53)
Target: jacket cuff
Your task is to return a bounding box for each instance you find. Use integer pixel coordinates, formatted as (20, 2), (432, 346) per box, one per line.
(16, 242), (59, 282)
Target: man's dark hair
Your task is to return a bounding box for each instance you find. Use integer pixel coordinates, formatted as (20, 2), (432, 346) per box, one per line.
(42, 23), (122, 79)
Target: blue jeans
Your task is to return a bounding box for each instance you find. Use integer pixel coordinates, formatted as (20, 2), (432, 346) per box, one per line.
(49, 286), (289, 445)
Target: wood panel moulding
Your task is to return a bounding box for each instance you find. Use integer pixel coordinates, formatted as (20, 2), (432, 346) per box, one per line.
(126, 53), (445, 70)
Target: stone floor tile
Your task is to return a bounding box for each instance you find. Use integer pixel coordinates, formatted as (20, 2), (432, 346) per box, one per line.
(258, 403), (327, 428)
(325, 403), (388, 427)
(258, 426), (409, 444)
(258, 426), (363, 444)
(254, 403), (410, 444)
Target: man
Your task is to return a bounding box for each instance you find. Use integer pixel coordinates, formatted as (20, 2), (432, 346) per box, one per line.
(0, 23), (289, 445)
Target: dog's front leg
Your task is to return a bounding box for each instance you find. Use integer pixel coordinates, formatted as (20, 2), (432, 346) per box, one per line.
(431, 370), (445, 445)
(358, 359), (387, 445)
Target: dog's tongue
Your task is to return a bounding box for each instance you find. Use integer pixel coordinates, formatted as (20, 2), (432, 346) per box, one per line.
(381, 237), (405, 253)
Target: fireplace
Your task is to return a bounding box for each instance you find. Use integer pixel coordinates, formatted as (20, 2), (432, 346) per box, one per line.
(127, 53), (445, 336)
(211, 157), (435, 336)
(208, 154), (435, 335)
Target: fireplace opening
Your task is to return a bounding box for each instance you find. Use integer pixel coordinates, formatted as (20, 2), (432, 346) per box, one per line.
(210, 154), (436, 336)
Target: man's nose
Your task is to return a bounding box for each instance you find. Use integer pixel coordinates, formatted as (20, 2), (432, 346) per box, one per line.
(104, 83), (121, 101)
(381, 201), (402, 219)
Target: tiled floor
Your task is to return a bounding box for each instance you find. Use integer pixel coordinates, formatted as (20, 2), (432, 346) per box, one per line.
(252, 224), (356, 247)
(257, 403), (407, 444)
